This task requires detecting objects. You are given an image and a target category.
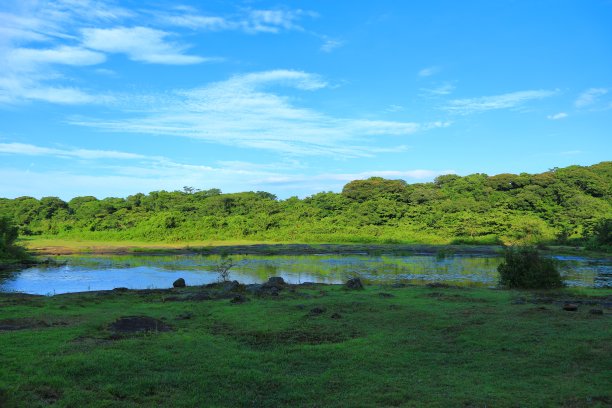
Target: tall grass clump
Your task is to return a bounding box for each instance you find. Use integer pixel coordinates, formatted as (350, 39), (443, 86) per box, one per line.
(497, 246), (564, 289)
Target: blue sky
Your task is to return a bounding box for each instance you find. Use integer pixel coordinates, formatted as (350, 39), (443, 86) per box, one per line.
(0, 0), (610, 200)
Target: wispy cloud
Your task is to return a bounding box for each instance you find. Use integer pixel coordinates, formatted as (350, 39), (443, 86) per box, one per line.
(81, 26), (208, 65)
(9, 46), (106, 69)
(420, 83), (455, 96)
(320, 39), (344, 53)
(547, 112), (568, 120)
(155, 7), (316, 34)
(575, 88), (608, 108)
(0, 142), (146, 160)
(418, 66), (441, 77)
(3, 2), (316, 105)
(70, 70), (448, 158)
(263, 169), (455, 185)
(444, 89), (558, 115)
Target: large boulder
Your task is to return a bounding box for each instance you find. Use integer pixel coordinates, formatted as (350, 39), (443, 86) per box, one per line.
(173, 278), (186, 288)
(267, 277), (286, 287)
(345, 277), (364, 290)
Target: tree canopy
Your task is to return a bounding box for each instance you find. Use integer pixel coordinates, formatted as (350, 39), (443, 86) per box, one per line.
(0, 162), (610, 247)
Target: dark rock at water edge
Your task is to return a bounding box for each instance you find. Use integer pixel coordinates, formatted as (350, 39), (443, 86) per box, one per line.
(345, 278), (364, 290)
(173, 278), (186, 288)
(220, 280), (243, 293)
(267, 276), (286, 286)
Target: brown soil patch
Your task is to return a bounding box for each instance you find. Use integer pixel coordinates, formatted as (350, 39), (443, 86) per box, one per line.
(0, 318), (68, 331)
(108, 316), (172, 334)
(424, 292), (488, 303)
(208, 321), (360, 347)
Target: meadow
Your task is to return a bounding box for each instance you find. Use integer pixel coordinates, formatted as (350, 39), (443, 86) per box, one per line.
(1, 282), (610, 407)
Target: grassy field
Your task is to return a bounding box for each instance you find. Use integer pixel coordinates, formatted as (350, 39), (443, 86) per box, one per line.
(20, 237), (277, 254)
(0, 283), (610, 407)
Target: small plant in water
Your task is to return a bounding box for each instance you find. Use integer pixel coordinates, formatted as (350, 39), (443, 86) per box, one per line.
(214, 257), (236, 282)
(497, 245), (563, 289)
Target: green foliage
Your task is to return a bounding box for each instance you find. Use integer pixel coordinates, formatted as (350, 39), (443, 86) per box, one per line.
(0, 162), (610, 247)
(342, 177), (409, 202)
(586, 218), (612, 250)
(0, 216), (28, 262)
(497, 246), (564, 289)
(0, 217), (18, 253)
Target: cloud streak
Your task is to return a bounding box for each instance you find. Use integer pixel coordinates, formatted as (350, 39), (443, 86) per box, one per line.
(444, 89), (558, 115)
(547, 112), (568, 120)
(0, 141), (451, 199)
(575, 88), (608, 108)
(156, 7), (316, 34)
(81, 27), (208, 65)
(71, 70), (448, 158)
(0, 142), (146, 160)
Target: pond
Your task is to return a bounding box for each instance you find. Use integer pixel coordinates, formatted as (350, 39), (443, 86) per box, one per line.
(1, 252), (610, 295)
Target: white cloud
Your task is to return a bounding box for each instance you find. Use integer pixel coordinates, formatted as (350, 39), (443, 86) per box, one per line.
(547, 112), (568, 120)
(159, 14), (231, 30)
(0, 2), (224, 105)
(81, 27), (206, 65)
(9, 46), (106, 69)
(71, 70), (446, 158)
(320, 39), (344, 53)
(21, 87), (101, 104)
(156, 7), (315, 34)
(418, 66), (440, 77)
(445, 89), (558, 115)
(247, 9), (313, 33)
(575, 88), (608, 108)
(420, 83), (455, 96)
(261, 169), (455, 185)
(0, 142), (146, 160)
(385, 105), (405, 113)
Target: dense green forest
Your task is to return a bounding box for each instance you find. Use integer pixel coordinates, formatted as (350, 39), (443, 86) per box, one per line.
(1, 162), (610, 248)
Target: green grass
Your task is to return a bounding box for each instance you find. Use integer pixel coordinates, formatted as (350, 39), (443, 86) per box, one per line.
(0, 284), (610, 407)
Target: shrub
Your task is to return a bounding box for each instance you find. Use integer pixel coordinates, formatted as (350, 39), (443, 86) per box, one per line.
(0, 217), (32, 263)
(497, 246), (563, 289)
(214, 257), (236, 282)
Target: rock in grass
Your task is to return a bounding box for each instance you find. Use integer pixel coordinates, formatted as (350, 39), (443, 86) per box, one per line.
(267, 277), (286, 286)
(173, 278), (186, 288)
(309, 307), (326, 316)
(345, 278), (364, 290)
(562, 303), (578, 312)
(230, 294), (248, 304)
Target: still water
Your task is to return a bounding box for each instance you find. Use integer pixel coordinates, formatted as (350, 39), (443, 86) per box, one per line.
(1, 253), (610, 295)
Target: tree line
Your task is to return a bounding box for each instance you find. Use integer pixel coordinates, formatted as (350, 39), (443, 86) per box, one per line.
(0, 162), (610, 249)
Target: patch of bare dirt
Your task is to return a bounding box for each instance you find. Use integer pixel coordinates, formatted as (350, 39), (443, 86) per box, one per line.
(108, 316), (172, 335)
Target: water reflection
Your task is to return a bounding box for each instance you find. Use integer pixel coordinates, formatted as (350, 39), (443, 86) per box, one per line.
(0, 253), (609, 295)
